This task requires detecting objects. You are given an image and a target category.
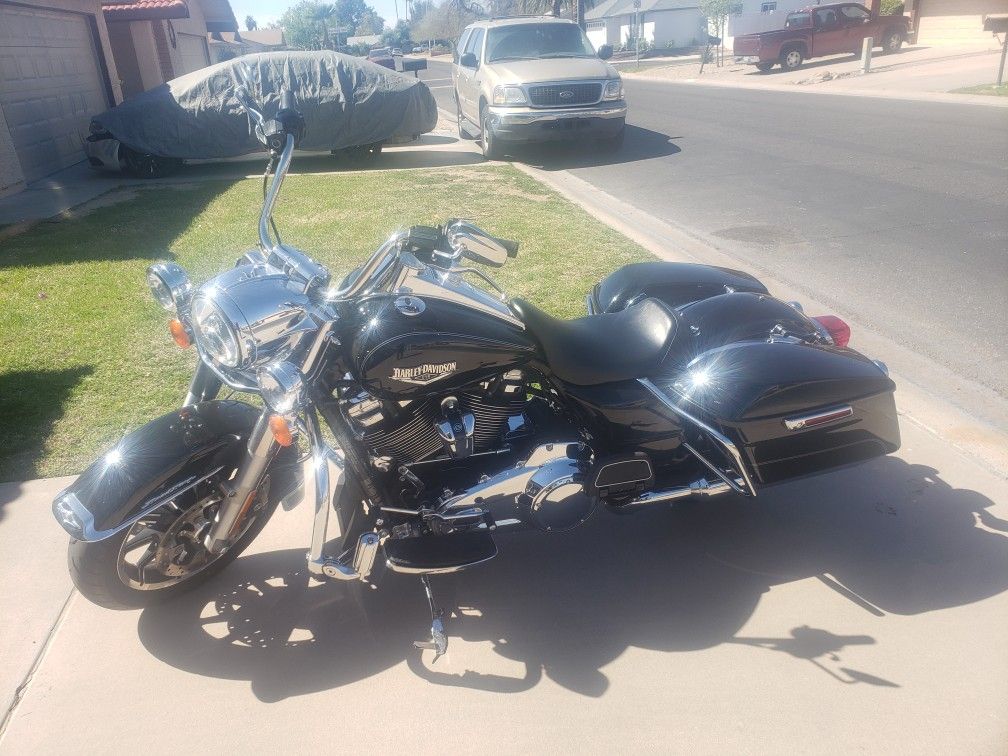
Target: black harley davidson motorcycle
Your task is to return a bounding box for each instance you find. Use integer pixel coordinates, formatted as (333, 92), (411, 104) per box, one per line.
(52, 87), (899, 659)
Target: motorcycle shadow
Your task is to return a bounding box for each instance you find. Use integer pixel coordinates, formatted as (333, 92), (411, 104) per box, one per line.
(137, 455), (1008, 701)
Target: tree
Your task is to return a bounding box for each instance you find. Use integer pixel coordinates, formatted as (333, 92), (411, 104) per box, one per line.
(698, 0), (741, 66)
(245, 14), (257, 30)
(412, 0), (483, 45)
(356, 8), (385, 34)
(382, 19), (413, 48)
(280, 0), (383, 49)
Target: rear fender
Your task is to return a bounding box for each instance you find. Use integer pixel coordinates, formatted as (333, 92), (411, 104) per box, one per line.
(52, 401), (263, 542)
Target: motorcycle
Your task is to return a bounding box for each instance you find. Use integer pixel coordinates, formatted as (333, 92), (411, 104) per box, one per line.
(52, 86), (900, 660)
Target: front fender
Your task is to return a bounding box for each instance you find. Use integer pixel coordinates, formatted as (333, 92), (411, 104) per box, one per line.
(52, 401), (262, 541)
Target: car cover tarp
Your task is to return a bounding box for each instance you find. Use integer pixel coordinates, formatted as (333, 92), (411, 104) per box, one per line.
(93, 51), (437, 158)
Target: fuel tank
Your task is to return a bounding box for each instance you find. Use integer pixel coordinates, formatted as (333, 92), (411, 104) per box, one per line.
(344, 292), (539, 399)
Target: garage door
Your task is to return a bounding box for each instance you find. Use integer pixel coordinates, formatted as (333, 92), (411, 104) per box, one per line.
(916, 0), (1008, 45)
(174, 32), (210, 77)
(0, 3), (108, 182)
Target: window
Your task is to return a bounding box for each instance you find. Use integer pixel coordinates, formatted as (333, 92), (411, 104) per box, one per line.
(814, 8), (840, 27)
(485, 23), (595, 62)
(785, 11), (811, 28)
(464, 27), (484, 63)
(455, 29), (471, 63)
(760, 2), (777, 12)
(840, 5), (871, 21)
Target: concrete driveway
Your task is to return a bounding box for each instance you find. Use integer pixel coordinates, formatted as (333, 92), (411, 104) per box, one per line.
(1, 409), (1005, 753)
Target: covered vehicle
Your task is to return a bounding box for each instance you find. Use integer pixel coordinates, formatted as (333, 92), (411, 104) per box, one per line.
(85, 51), (437, 176)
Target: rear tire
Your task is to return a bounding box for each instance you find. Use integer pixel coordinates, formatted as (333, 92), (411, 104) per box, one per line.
(781, 47), (805, 71)
(755, 61), (775, 72)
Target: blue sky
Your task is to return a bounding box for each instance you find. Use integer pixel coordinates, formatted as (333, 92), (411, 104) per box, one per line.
(231, 0), (407, 30)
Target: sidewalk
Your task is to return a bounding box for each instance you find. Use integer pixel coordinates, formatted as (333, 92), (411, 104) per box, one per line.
(623, 43), (1008, 106)
(1, 411), (1006, 752)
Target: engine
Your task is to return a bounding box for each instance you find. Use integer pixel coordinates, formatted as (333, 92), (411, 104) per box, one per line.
(342, 370), (529, 466)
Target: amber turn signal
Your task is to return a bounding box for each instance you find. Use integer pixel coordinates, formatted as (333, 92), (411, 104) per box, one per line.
(169, 318), (192, 348)
(269, 414), (295, 447)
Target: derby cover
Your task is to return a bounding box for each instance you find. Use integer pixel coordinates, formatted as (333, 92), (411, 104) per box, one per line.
(92, 51), (438, 158)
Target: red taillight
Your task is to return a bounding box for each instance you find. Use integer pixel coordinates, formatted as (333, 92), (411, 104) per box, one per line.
(812, 315), (851, 347)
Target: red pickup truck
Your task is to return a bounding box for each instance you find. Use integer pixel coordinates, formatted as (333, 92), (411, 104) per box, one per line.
(733, 3), (912, 72)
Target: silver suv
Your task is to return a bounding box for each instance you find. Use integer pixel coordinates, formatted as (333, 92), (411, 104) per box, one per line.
(452, 16), (627, 159)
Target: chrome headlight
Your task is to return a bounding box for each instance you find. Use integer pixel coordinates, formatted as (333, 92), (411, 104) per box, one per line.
(147, 262), (192, 312)
(603, 78), (623, 101)
(191, 295), (245, 368)
(189, 267), (319, 376)
(493, 85), (527, 106)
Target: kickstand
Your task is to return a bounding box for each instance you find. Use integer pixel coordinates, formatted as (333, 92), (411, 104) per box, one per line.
(413, 574), (448, 662)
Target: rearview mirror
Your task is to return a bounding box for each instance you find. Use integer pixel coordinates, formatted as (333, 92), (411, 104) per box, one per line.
(459, 52), (478, 68)
(446, 221), (509, 268)
(598, 44), (613, 60)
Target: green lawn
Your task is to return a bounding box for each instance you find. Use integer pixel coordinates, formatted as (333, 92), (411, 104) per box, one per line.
(0, 165), (652, 482)
(950, 83), (1008, 96)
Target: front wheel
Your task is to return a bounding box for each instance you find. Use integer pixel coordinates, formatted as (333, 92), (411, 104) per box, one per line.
(882, 30), (904, 54)
(480, 104), (504, 161)
(68, 461), (289, 609)
(122, 146), (181, 178)
(755, 61), (775, 72)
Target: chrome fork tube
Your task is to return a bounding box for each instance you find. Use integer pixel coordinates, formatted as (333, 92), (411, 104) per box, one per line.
(304, 408), (358, 579)
(204, 411), (279, 554)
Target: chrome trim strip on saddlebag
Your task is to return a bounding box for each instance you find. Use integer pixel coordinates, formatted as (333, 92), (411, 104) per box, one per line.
(783, 405), (854, 431)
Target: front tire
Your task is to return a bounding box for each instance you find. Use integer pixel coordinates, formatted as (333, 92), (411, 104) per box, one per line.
(755, 61), (775, 72)
(68, 461), (290, 609)
(480, 103), (504, 160)
(883, 29), (904, 54)
(122, 147), (181, 178)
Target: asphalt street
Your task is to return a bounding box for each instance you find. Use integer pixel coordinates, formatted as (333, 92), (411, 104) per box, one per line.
(418, 60), (1008, 401)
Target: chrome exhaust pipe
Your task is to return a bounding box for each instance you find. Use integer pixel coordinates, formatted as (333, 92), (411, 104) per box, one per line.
(619, 477), (736, 510)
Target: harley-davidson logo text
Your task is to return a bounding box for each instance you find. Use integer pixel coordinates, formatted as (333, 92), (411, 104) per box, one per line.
(391, 362), (457, 385)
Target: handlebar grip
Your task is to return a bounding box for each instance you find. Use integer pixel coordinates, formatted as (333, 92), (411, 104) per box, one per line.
(279, 89), (295, 112)
(496, 236), (519, 258)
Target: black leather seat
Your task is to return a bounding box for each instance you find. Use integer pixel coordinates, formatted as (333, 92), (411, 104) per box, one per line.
(510, 297), (678, 386)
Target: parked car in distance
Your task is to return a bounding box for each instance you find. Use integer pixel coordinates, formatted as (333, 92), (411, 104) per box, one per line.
(84, 51), (437, 177)
(412, 45), (426, 53)
(733, 2), (911, 71)
(452, 16), (625, 160)
(392, 47), (403, 56)
(368, 46), (395, 69)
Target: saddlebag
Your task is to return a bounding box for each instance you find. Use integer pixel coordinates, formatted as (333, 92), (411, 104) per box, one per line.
(656, 340), (900, 487)
(589, 262), (768, 314)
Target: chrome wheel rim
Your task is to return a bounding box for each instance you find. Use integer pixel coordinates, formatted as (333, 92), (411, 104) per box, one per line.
(116, 472), (263, 591)
(786, 51), (801, 68)
(887, 34), (900, 49)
